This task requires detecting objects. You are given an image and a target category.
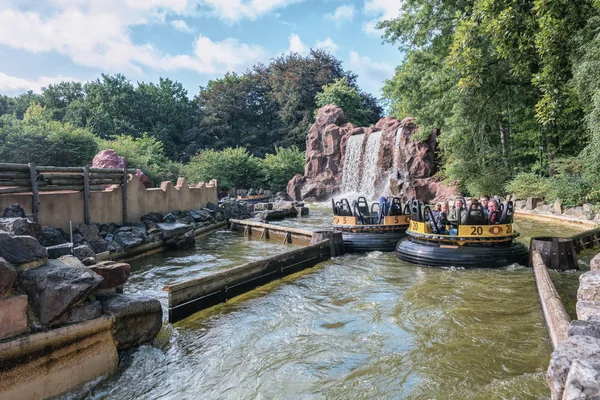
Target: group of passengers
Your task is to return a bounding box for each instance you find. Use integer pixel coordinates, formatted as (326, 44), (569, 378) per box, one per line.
(429, 195), (502, 234)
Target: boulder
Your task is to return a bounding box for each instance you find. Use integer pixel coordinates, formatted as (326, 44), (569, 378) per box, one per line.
(114, 231), (144, 249)
(0, 231), (48, 267)
(583, 203), (594, 213)
(0, 294), (29, 340)
(578, 270), (600, 302)
(97, 293), (163, 350)
(276, 191), (293, 201)
(73, 245), (96, 263)
(89, 262), (130, 290)
(46, 243), (73, 259)
(526, 197), (543, 211)
(190, 209), (213, 223)
(165, 230), (195, 249)
(135, 169), (152, 188)
(296, 206), (309, 216)
(514, 200), (527, 210)
(0, 257), (17, 299)
(0, 217), (43, 241)
(562, 357), (600, 400)
(140, 212), (163, 229)
(89, 238), (110, 254)
(157, 222), (193, 239)
(92, 149), (127, 169)
(565, 206), (586, 219)
(591, 253), (600, 272)
(577, 301), (600, 320)
(99, 222), (119, 234)
(75, 224), (99, 243)
(547, 335), (600, 399)
(552, 198), (563, 214)
(214, 211), (224, 221)
(66, 300), (102, 324)
(568, 316), (600, 339)
(19, 257), (103, 325)
(2, 204), (26, 218)
(254, 203), (273, 211)
(41, 226), (68, 246)
(287, 173), (304, 201)
(206, 202), (219, 211)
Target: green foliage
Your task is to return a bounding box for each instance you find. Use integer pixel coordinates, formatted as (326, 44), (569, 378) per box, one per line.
(261, 146), (305, 191)
(315, 78), (381, 126)
(0, 104), (98, 166)
(98, 134), (175, 184)
(505, 173), (551, 199)
(181, 147), (263, 190)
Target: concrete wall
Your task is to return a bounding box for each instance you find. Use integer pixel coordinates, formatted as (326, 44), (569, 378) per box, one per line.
(0, 176), (218, 230)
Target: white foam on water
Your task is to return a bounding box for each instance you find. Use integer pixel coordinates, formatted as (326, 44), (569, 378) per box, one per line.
(359, 131), (383, 200)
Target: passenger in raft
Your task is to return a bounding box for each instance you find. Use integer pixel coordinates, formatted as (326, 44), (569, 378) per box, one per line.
(430, 202), (449, 234)
(460, 200), (487, 225)
(487, 200), (501, 224)
(480, 195), (490, 213)
(377, 196), (389, 224)
(448, 198), (464, 235)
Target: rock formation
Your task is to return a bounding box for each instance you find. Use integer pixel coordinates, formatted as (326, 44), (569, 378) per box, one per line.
(92, 149), (152, 188)
(288, 105), (456, 202)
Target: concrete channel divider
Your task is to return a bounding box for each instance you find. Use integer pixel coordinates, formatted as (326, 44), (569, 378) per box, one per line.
(531, 250), (571, 350)
(164, 239), (333, 323)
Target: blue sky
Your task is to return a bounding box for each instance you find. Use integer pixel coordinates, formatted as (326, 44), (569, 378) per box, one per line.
(0, 0), (403, 100)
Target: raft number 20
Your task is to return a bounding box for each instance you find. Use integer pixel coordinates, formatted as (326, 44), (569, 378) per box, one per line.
(470, 226), (484, 235)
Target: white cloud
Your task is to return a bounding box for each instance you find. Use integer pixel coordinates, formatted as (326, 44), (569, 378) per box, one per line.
(315, 37), (338, 53)
(362, 0), (402, 37)
(0, 72), (81, 93)
(170, 19), (193, 33)
(0, 3), (269, 76)
(201, 0), (305, 23)
(288, 33), (308, 55)
(325, 4), (354, 27)
(348, 51), (394, 95)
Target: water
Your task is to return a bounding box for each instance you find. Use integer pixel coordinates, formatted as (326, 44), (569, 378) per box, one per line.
(340, 134), (364, 195)
(359, 131), (383, 200)
(74, 205), (588, 400)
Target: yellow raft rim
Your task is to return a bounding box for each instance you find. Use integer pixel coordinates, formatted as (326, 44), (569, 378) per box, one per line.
(407, 220), (520, 246)
(332, 215), (410, 232)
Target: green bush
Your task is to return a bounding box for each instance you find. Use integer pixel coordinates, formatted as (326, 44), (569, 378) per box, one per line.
(98, 133), (175, 184)
(505, 172), (551, 199)
(261, 146), (305, 191)
(181, 147), (263, 190)
(0, 104), (98, 166)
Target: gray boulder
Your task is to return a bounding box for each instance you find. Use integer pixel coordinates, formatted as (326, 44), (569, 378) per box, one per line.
(46, 243), (72, 259)
(2, 204), (25, 218)
(157, 222), (193, 239)
(591, 253), (600, 272)
(41, 226), (67, 246)
(114, 231), (144, 249)
(140, 212), (163, 229)
(547, 335), (600, 399)
(164, 229), (195, 249)
(19, 256), (103, 325)
(73, 244), (96, 262)
(66, 300), (102, 324)
(75, 224), (99, 243)
(190, 209), (213, 223)
(565, 206), (586, 219)
(206, 202), (218, 211)
(578, 270), (600, 302)
(0, 257), (16, 299)
(578, 300), (600, 320)
(568, 316), (600, 339)
(97, 293), (163, 350)
(0, 231), (48, 266)
(0, 217), (43, 241)
(254, 203), (273, 211)
(561, 357), (600, 400)
(526, 197), (543, 210)
(514, 200), (527, 210)
(90, 238), (110, 254)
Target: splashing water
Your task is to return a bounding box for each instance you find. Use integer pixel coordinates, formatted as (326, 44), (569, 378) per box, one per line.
(340, 134), (364, 194)
(359, 131), (383, 200)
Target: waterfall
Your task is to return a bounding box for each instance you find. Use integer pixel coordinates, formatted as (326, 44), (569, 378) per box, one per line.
(340, 134), (364, 194)
(340, 132), (383, 200)
(359, 131), (382, 200)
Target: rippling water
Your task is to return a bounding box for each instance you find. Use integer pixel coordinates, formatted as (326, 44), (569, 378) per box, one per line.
(74, 204), (588, 400)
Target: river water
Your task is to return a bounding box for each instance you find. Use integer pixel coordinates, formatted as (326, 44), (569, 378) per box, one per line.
(76, 204), (588, 400)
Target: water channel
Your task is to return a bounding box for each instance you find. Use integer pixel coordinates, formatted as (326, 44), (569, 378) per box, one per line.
(75, 204), (588, 400)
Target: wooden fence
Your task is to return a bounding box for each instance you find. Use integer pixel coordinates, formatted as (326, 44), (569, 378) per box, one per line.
(0, 162), (137, 224)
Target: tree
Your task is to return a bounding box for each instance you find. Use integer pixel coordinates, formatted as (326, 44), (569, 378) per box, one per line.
(315, 77), (382, 126)
(261, 146), (305, 191)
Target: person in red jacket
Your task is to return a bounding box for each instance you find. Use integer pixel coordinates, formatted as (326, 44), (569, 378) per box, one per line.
(488, 200), (502, 224)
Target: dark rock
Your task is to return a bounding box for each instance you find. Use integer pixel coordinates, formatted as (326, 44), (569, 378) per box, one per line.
(90, 239), (110, 254)
(206, 202), (218, 211)
(254, 203), (273, 211)
(190, 209), (213, 222)
(276, 191), (293, 201)
(114, 231), (144, 249)
(145, 233), (162, 244)
(73, 244), (95, 261)
(107, 240), (124, 253)
(163, 211), (182, 222)
(0, 217), (43, 241)
(19, 256), (103, 325)
(66, 300), (102, 324)
(568, 316), (600, 339)
(547, 335), (600, 399)
(165, 229), (195, 249)
(140, 212), (163, 229)
(0, 231), (48, 266)
(118, 226), (132, 232)
(46, 243), (73, 259)
(0, 257), (16, 299)
(75, 224), (99, 243)
(97, 293), (163, 350)
(41, 226), (68, 246)
(157, 222), (193, 239)
(561, 357), (600, 399)
(81, 257), (96, 266)
(89, 262), (130, 290)
(2, 204), (26, 218)
(72, 233), (85, 245)
(215, 212), (224, 221)
(99, 223), (119, 234)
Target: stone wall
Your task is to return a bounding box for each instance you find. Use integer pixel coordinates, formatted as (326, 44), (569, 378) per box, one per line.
(0, 175), (218, 231)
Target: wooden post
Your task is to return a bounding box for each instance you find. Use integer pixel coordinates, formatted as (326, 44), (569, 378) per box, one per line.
(28, 162), (39, 223)
(121, 168), (128, 225)
(83, 165), (90, 224)
(529, 236), (578, 270)
(310, 230), (345, 257)
(531, 250), (571, 350)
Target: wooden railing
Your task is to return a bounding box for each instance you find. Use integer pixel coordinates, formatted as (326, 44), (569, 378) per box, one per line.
(0, 162), (137, 224)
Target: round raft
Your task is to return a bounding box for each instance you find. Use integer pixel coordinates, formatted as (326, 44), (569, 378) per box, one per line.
(395, 200), (528, 268)
(332, 196), (410, 253)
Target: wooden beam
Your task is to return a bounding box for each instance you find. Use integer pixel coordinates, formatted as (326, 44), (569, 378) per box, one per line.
(0, 187), (31, 194)
(0, 172), (31, 180)
(28, 163), (40, 223)
(36, 166), (84, 173)
(531, 250), (571, 350)
(0, 163), (29, 172)
(83, 165), (90, 224)
(229, 218), (313, 237)
(122, 169), (128, 224)
(88, 167), (124, 174)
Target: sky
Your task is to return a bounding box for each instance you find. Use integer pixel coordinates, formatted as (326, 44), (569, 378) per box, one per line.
(0, 0), (403, 99)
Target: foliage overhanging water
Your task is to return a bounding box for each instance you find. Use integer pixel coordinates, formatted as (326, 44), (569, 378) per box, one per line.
(74, 204), (587, 400)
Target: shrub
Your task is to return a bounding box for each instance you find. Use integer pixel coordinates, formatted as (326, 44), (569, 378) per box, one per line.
(505, 172), (551, 199)
(261, 146), (305, 191)
(181, 147), (263, 190)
